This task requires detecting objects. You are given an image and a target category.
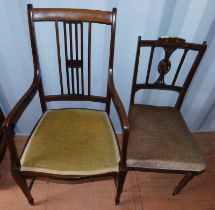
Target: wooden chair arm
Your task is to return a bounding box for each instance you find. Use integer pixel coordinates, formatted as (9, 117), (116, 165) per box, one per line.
(3, 78), (39, 132)
(2, 70), (40, 169)
(108, 69), (129, 168)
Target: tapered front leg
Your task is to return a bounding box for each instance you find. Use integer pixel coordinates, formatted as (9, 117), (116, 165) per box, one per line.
(172, 172), (195, 195)
(115, 170), (127, 205)
(12, 170), (34, 205)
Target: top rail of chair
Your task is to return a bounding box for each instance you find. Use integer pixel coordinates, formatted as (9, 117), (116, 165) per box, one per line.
(31, 7), (114, 25)
(139, 38), (206, 51)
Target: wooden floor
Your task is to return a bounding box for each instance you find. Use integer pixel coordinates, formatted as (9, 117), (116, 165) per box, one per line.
(0, 133), (215, 210)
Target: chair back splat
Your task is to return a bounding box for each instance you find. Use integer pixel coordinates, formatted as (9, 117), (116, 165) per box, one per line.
(130, 36), (207, 109)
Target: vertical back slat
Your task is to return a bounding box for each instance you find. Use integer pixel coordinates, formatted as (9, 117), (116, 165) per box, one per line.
(81, 23), (84, 95)
(55, 20), (64, 94)
(172, 49), (188, 86)
(63, 22), (70, 94)
(75, 23), (79, 95)
(88, 23), (92, 96)
(176, 44), (206, 109)
(130, 36), (141, 106)
(69, 23), (75, 94)
(146, 46), (155, 84)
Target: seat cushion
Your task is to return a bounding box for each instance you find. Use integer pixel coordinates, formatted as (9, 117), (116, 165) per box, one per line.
(127, 105), (206, 172)
(21, 109), (120, 176)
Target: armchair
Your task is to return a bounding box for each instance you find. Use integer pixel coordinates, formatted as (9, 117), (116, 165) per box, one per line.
(3, 4), (129, 205)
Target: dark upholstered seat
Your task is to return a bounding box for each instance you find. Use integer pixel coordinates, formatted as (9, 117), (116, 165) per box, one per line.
(127, 105), (206, 172)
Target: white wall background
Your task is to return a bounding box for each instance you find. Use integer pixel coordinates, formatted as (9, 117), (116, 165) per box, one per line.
(0, 0), (215, 134)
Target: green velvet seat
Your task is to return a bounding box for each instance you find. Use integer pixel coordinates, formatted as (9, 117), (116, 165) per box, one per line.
(21, 109), (120, 176)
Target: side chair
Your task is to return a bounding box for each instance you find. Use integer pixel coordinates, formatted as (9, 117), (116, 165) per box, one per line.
(115, 36), (207, 204)
(3, 4), (129, 205)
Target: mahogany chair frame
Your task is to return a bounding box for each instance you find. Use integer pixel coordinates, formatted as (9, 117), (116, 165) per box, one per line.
(0, 107), (7, 163)
(115, 36), (207, 204)
(3, 4), (129, 205)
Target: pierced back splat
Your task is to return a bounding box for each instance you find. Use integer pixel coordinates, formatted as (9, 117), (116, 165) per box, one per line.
(63, 22), (84, 95)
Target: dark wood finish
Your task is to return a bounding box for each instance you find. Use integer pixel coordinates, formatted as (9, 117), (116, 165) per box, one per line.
(172, 49), (188, 86)
(172, 173), (195, 195)
(130, 36), (207, 109)
(32, 8), (113, 25)
(63, 22), (70, 94)
(88, 23), (92, 96)
(116, 36), (207, 204)
(115, 170), (127, 204)
(55, 21), (64, 94)
(146, 46), (155, 84)
(66, 59), (82, 68)
(108, 69), (129, 169)
(130, 36), (141, 106)
(28, 177), (36, 191)
(2, 4), (129, 206)
(12, 168), (34, 205)
(27, 4), (47, 113)
(75, 23), (79, 94)
(134, 83), (183, 93)
(108, 8), (117, 70)
(63, 21), (88, 96)
(0, 108), (7, 163)
(44, 94), (107, 103)
(69, 23), (75, 94)
(105, 8), (117, 114)
(139, 38), (204, 50)
(80, 23), (84, 95)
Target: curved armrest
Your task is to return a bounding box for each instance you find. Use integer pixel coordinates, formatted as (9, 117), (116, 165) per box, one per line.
(3, 76), (39, 132)
(2, 72), (40, 169)
(108, 69), (129, 168)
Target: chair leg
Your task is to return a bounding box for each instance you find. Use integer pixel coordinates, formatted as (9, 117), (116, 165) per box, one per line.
(172, 172), (195, 195)
(113, 174), (117, 187)
(115, 170), (127, 205)
(12, 170), (34, 205)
